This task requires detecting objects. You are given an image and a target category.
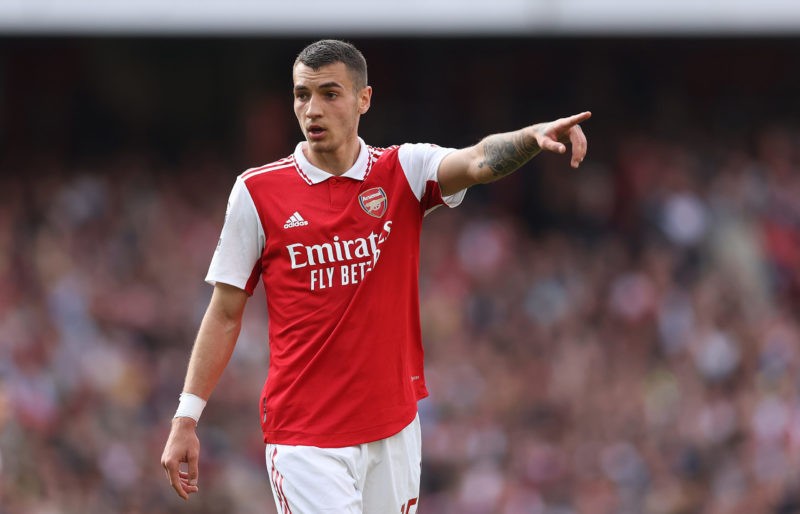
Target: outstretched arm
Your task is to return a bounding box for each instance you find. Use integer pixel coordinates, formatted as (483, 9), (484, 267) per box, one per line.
(160, 282), (248, 500)
(437, 111), (591, 196)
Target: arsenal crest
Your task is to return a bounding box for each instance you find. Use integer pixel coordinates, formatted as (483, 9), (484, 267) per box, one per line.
(358, 187), (388, 218)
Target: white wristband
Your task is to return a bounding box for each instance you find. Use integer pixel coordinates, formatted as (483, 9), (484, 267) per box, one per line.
(174, 392), (207, 423)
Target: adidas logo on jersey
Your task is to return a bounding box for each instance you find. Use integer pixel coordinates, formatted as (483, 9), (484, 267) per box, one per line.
(284, 211), (309, 229)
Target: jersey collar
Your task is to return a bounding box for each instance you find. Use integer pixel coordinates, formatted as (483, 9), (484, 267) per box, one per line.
(293, 138), (369, 184)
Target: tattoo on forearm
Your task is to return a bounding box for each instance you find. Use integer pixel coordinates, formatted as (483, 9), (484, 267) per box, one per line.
(477, 131), (541, 178)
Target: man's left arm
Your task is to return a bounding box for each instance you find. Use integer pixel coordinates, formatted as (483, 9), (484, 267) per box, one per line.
(437, 111), (591, 196)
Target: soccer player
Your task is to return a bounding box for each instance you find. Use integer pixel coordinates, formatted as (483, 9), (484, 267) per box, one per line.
(161, 39), (590, 513)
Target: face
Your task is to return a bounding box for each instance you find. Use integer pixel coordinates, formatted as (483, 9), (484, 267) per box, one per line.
(293, 62), (372, 157)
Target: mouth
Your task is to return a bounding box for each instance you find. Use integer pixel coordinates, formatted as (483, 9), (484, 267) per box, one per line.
(307, 125), (326, 140)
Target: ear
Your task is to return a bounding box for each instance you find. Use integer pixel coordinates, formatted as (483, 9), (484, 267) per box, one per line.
(358, 86), (372, 115)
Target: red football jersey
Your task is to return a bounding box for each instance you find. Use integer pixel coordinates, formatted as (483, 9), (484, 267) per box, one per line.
(206, 139), (465, 447)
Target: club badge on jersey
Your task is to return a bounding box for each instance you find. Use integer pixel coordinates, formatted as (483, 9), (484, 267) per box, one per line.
(359, 187), (388, 218)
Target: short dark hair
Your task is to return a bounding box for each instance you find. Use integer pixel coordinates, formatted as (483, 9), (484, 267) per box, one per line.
(294, 39), (368, 90)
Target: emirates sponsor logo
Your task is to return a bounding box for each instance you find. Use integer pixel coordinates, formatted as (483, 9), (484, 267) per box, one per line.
(285, 221), (393, 290)
(358, 187), (388, 218)
(286, 221), (392, 270)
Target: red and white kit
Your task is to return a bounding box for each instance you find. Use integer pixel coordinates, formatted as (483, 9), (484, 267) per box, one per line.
(206, 138), (465, 448)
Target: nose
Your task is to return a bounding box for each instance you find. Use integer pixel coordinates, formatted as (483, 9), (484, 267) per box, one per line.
(304, 94), (322, 119)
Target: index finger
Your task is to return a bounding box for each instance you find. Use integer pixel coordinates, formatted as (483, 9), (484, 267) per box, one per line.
(164, 460), (189, 500)
(559, 111), (592, 128)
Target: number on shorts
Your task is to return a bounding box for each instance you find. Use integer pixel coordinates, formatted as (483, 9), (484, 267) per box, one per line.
(400, 498), (418, 514)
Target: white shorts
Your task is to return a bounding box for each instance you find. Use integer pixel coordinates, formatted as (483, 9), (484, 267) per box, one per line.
(265, 414), (421, 514)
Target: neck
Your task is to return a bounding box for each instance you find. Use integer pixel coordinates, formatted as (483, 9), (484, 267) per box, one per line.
(304, 137), (361, 176)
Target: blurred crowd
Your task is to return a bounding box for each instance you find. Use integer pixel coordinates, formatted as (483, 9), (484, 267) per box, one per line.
(2, 122), (800, 514)
(416, 128), (800, 514)
(2, 37), (800, 514)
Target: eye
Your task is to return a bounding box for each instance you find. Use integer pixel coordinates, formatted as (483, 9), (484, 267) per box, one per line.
(295, 92), (309, 101)
(326, 91), (338, 99)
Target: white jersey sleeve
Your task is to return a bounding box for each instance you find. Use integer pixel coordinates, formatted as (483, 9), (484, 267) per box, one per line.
(398, 143), (467, 209)
(205, 176), (265, 292)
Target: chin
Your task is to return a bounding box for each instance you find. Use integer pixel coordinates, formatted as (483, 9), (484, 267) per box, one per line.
(306, 139), (334, 152)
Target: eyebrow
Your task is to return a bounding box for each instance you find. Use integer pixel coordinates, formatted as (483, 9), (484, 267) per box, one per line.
(294, 81), (345, 92)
